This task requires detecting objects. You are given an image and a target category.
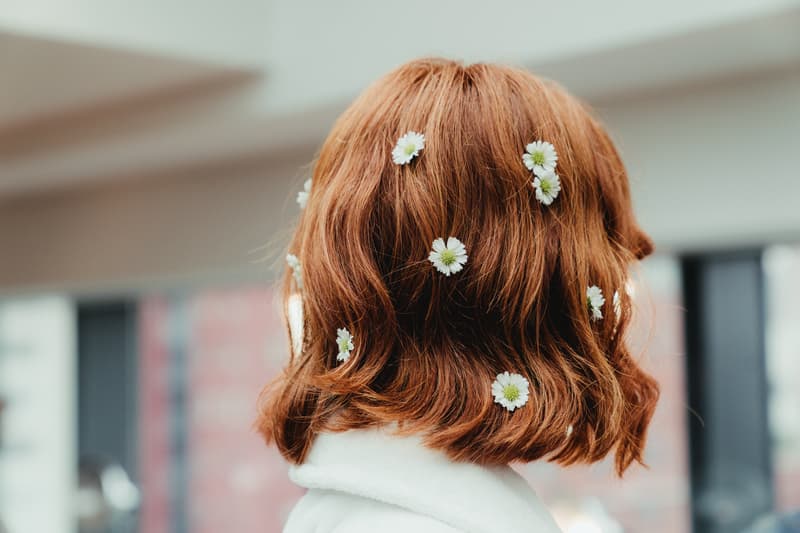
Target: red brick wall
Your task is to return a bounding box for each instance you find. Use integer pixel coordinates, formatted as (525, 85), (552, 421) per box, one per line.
(139, 297), (174, 533)
(186, 288), (303, 533)
(138, 288), (304, 533)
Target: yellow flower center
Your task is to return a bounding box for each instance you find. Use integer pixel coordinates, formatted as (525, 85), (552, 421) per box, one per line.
(404, 143), (417, 156)
(338, 338), (350, 352)
(532, 151), (545, 166)
(440, 249), (457, 266)
(539, 178), (552, 194)
(503, 384), (520, 402)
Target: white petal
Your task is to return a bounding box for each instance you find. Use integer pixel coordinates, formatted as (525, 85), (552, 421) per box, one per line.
(522, 153), (535, 170)
(491, 372), (530, 411)
(587, 286), (605, 307)
(392, 131), (424, 165)
(429, 237), (467, 276)
(392, 150), (409, 165)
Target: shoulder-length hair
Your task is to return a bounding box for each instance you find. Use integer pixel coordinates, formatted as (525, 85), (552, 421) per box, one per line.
(257, 58), (658, 475)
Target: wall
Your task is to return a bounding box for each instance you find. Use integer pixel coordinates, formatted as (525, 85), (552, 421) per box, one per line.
(601, 67), (800, 252)
(1, 68), (799, 293)
(0, 155), (307, 295)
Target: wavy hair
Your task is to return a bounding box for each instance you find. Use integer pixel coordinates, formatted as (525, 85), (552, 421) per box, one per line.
(257, 58), (658, 475)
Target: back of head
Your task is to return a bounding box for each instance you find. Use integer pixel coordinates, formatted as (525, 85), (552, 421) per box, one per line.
(258, 58), (658, 476)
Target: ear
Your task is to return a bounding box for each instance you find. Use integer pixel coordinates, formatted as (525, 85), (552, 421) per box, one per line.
(288, 293), (304, 356)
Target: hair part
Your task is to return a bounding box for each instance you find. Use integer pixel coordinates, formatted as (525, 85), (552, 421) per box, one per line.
(257, 58), (658, 476)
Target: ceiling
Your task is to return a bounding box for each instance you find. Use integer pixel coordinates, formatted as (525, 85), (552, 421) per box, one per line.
(1, 0), (798, 198)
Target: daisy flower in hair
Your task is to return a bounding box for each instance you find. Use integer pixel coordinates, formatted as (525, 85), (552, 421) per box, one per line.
(492, 372), (530, 412)
(392, 131), (425, 165)
(522, 140), (558, 175)
(296, 178), (312, 209)
(285, 253), (302, 288)
(532, 169), (561, 205)
(587, 285), (605, 322)
(336, 328), (354, 362)
(428, 237), (468, 276)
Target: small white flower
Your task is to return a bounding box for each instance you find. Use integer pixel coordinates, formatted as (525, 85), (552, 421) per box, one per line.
(492, 372), (530, 412)
(288, 293), (304, 355)
(532, 169), (561, 205)
(392, 131), (425, 165)
(336, 328), (354, 362)
(428, 237), (468, 276)
(522, 140), (558, 174)
(286, 253), (302, 288)
(587, 285), (605, 322)
(296, 178), (312, 209)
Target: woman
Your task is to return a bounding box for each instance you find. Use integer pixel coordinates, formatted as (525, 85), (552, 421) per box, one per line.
(258, 58), (659, 532)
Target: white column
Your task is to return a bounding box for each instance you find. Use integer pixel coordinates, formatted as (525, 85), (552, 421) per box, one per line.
(0, 296), (76, 533)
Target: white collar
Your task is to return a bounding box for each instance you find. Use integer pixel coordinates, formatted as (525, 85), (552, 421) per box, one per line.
(289, 426), (562, 533)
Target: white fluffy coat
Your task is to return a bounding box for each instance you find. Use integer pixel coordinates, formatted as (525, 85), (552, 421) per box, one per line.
(283, 427), (562, 533)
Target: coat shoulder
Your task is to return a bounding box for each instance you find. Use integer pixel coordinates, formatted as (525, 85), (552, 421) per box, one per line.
(284, 489), (464, 533)
(332, 505), (464, 533)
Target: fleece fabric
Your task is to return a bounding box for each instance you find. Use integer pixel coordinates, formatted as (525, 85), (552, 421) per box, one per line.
(283, 427), (562, 533)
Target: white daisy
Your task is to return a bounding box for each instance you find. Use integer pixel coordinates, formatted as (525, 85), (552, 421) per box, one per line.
(392, 131), (425, 165)
(522, 140), (558, 174)
(491, 372), (530, 412)
(296, 178), (312, 209)
(428, 237), (468, 276)
(587, 285), (605, 322)
(288, 293), (304, 356)
(532, 170), (561, 205)
(286, 253), (302, 288)
(336, 328), (354, 362)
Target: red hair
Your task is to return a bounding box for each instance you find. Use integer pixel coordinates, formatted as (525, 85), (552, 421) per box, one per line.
(257, 58), (658, 475)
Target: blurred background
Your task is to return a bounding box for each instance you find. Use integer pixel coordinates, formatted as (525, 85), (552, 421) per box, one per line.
(0, 1), (799, 532)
